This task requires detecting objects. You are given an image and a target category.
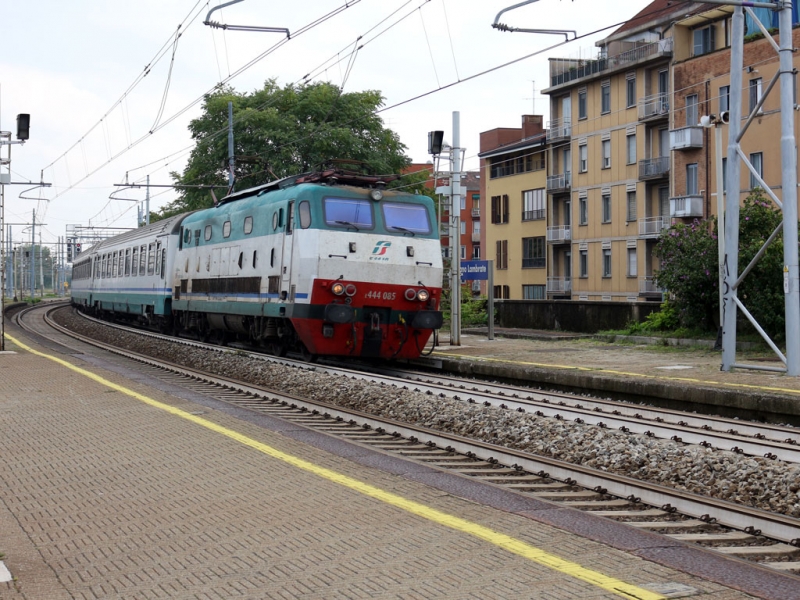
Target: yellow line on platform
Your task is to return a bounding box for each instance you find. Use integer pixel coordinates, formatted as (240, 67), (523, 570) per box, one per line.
(5, 333), (664, 600)
(435, 351), (800, 396)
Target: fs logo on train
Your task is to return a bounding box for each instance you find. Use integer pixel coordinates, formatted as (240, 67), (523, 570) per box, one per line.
(370, 241), (391, 261)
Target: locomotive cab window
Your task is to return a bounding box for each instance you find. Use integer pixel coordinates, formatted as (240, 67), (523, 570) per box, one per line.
(183, 228), (191, 245)
(382, 203), (432, 235)
(223, 221), (231, 238)
(298, 201), (311, 229)
(324, 197), (374, 230)
(244, 216), (253, 235)
(204, 225), (212, 241)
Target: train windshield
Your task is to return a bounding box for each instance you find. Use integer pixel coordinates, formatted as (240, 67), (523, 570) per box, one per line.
(382, 203), (431, 235)
(324, 197), (374, 231)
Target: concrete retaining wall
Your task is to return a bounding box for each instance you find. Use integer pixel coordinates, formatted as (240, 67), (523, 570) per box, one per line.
(495, 300), (661, 333)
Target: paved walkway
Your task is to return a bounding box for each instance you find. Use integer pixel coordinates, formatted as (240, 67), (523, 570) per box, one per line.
(0, 329), (794, 599)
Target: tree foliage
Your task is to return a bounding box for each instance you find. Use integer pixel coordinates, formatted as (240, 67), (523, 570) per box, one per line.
(154, 80), (414, 219)
(654, 189), (787, 339)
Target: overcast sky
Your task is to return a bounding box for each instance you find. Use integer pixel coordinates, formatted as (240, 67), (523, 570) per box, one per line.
(1, 0), (650, 246)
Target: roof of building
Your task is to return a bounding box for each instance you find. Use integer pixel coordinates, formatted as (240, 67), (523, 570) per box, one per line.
(477, 132), (546, 159)
(609, 0), (715, 40)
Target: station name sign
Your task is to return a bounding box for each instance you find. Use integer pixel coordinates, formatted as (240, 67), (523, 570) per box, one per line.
(459, 260), (490, 281)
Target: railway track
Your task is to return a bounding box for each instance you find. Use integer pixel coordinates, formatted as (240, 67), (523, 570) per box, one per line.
(14, 302), (800, 574)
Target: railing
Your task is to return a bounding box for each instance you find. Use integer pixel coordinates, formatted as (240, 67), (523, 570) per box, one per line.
(547, 276), (572, 293)
(471, 208), (480, 218)
(547, 225), (571, 243)
(549, 38), (673, 87)
(546, 172), (571, 192)
(522, 209), (546, 221)
(522, 257), (546, 268)
(670, 126), (703, 150)
(638, 156), (670, 180)
(670, 195), (704, 218)
(638, 215), (670, 238)
(639, 276), (665, 294)
(548, 117), (572, 140)
(471, 233), (481, 243)
(639, 92), (670, 121)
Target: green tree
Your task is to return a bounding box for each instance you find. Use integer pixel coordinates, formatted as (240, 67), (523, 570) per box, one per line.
(653, 189), (788, 338)
(154, 80), (413, 219)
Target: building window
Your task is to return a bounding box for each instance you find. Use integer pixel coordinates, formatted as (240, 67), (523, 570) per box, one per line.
(578, 90), (587, 119)
(496, 239), (508, 269)
(442, 246), (450, 259)
(472, 220), (480, 235)
(687, 163), (699, 195)
(460, 245), (466, 259)
(749, 78), (763, 113)
(579, 144), (588, 173)
(601, 83), (611, 114)
(627, 247), (638, 277)
(626, 133), (636, 165)
(522, 236), (546, 268)
(522, 284), (546, 299)
(579, 250), (588, 278)
(750, 152), (763, 189)
(626, 190), (637, 222)
(626, 75), (636, 108)
(460, 221), (466, 235)
(522, 188), (545, 220)
(719, 85), (730, 113)
(602, 193), (611, 223)
(686, 94), (698, 127)
(579, 197), (588, 225)
(491, 195), (509, 224)
(693, 25), (716, 56)
(603, 248), (612, 278)
(494, 285), (510, 299)
(601, 139), (611, 169)
(472, 246), (481, 259)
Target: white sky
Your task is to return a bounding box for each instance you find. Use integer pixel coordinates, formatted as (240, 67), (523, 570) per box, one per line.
(1, 0), (650, 246)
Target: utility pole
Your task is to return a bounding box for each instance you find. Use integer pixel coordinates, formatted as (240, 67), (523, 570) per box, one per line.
(450, 111), (462, 346)
(30, 210), (35, 299)
(145, 175), (151, 226)
(228, 101), (235, 191)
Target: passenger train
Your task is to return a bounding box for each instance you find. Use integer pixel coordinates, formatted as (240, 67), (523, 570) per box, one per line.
(71, 169), (444, 360)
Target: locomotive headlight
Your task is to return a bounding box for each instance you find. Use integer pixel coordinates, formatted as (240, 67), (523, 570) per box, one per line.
(331, 282), (346, 295)
(369, 189), (383, 202)
(417, 289), (430, 302)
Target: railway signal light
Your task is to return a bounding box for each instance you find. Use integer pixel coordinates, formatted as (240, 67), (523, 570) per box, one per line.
(16, 114), (30, 141)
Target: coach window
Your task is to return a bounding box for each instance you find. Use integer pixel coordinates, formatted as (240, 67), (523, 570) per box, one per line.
(106, 254), (112, 278)
(112, 251), (118, 278)
(223, 220), (231, 238)
(298, 201), (311, 228)
(244, 216), (253, 234)
(140, 245), (147, 275)
(160, 249), (167, 279)
(132, 248), (138, 276)
(324, 197), (374, 230)
(382, 203), (431, 235)
(155, 242), (162, 276)
(124, 248), (131, 276)
(204, 225), (212, 241)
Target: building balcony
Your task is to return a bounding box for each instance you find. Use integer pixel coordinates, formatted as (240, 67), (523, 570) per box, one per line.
(638, 156), (670, 180)
(546, 171), (571, 193)
(639, 276), (665, 295)
(638, 93), (669, 122)
(471, 208), (480, 218)
(522, 209), (546, 222)
(548, 38), (672, 89)
(670, 126), (703, 150)
(548, 117), (572, 142)
(471, 233), (481, 243)
(547, 276), (572, 294)
(670, 194), (704, 218)
(638, 215), (670, 238)
(547, 225), (571, 244)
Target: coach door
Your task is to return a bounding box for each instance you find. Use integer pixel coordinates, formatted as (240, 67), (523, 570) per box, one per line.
(281, 200), (296, 301)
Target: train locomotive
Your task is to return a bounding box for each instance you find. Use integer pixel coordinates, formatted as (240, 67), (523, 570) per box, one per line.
(71, 169), (444, 360)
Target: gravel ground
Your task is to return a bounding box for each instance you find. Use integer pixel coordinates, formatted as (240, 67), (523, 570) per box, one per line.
(54, 308), (800, 519)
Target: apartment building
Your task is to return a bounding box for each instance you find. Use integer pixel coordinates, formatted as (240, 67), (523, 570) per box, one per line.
(670, 5), (800, 216)
(478, 115), (548, 300)
(541, 0), (709, 302)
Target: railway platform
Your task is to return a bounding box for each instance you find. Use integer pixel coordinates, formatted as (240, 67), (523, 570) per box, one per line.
(432, 328), (800, 425)
(1, 325), (799, 599)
